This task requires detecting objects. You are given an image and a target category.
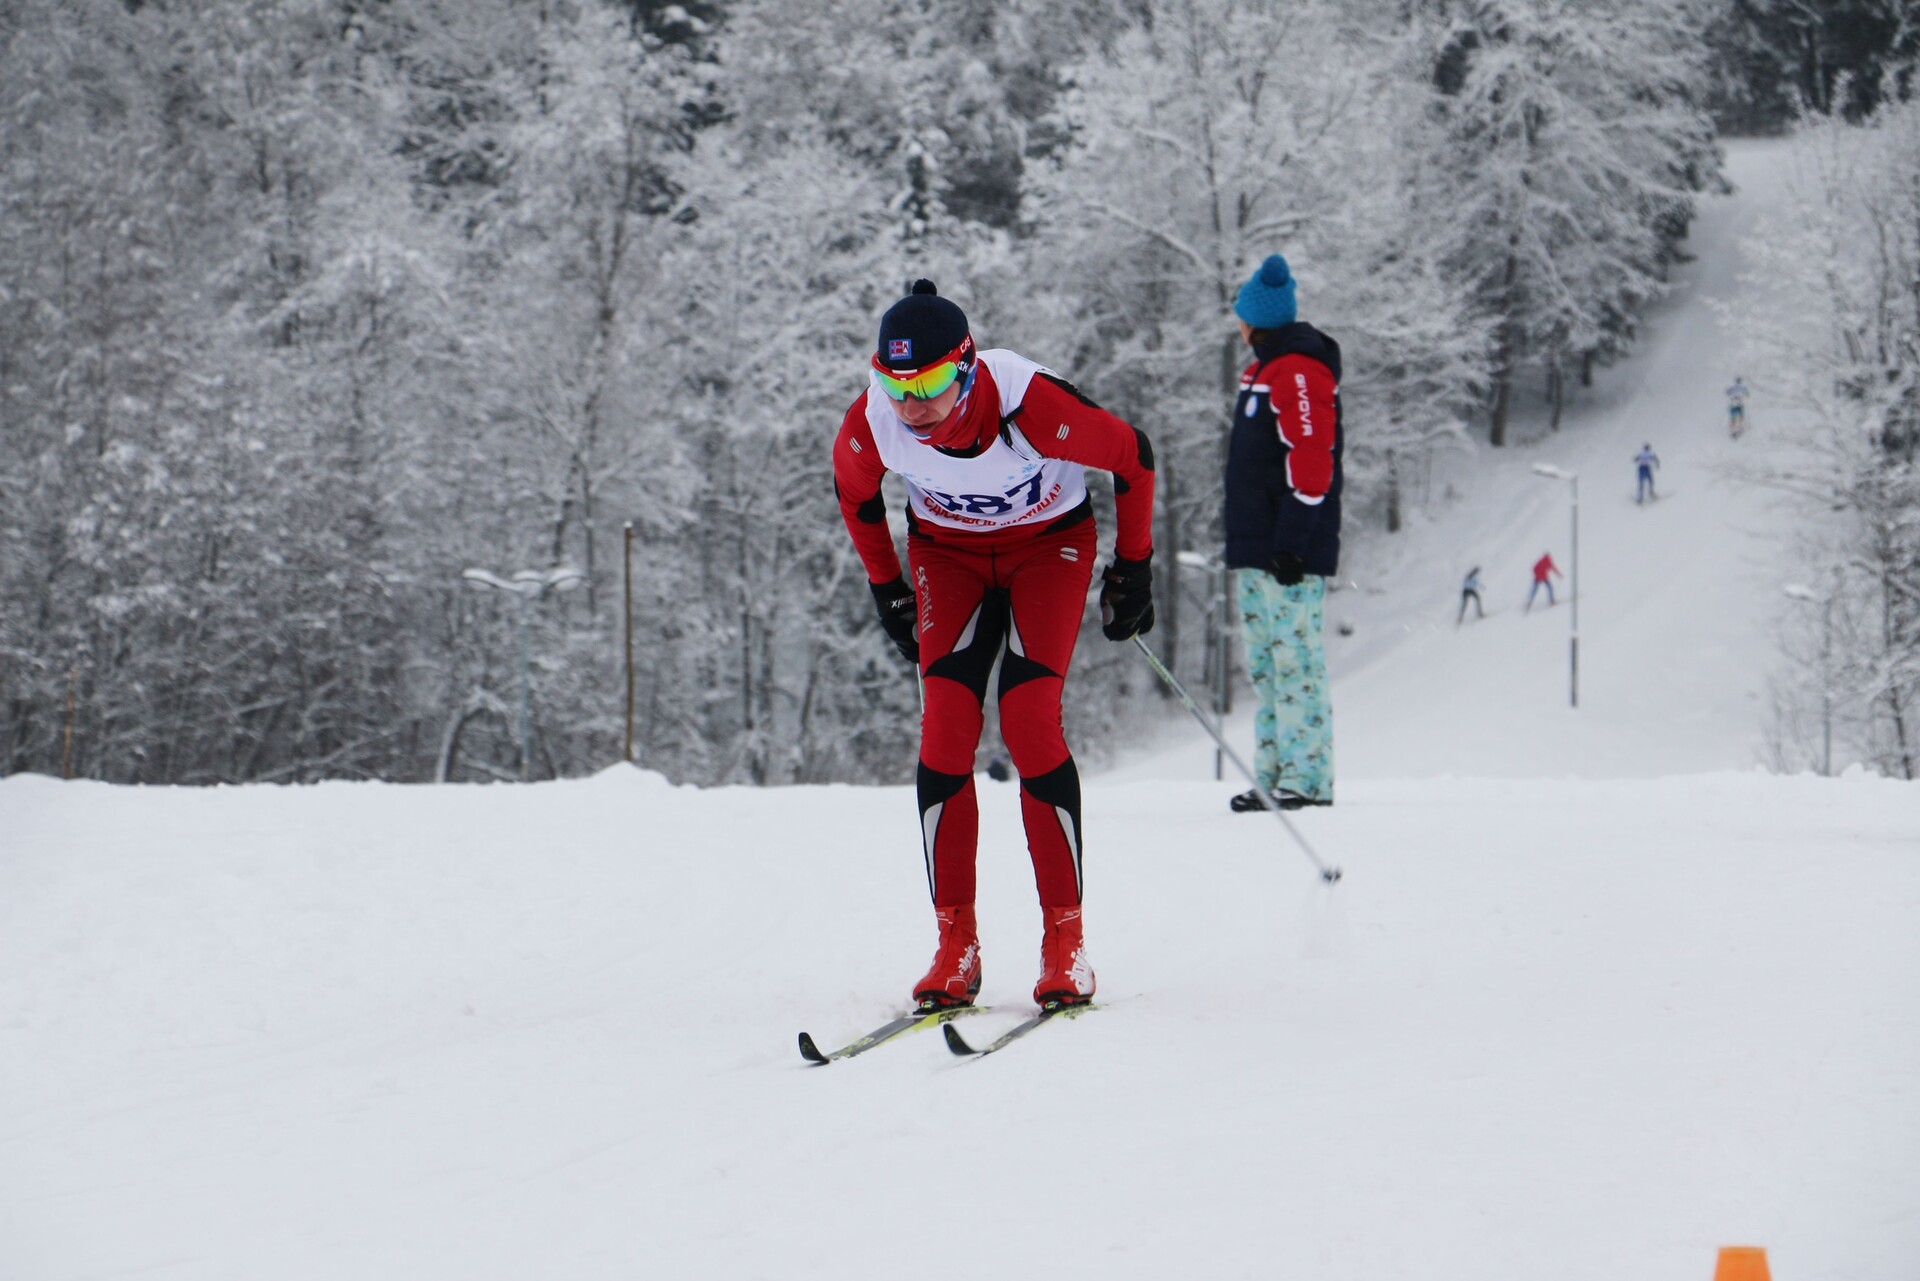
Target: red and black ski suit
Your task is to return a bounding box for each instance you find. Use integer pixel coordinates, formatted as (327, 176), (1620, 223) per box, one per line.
(832, 349), (1156, 909)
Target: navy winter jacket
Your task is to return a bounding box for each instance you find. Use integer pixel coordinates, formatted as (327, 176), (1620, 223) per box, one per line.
(1224, 323), (1344, 577)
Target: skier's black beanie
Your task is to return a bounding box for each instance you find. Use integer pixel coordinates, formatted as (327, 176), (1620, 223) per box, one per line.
(877, 279), (970, 371)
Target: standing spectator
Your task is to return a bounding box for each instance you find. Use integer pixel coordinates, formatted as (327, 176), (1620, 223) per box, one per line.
(1726, 376), (1748, 437)
(1222, 255), (1343, 813)
(1635, 443), (1661, 504)
(831, 280), (1157, 1011)
(1457, 566), (1484, 626)
(1525, 552), (1562, 612)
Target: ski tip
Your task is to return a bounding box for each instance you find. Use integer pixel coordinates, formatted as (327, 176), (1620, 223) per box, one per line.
(797, 1031), (829, 1065)
(942, 1021), (981, 1056)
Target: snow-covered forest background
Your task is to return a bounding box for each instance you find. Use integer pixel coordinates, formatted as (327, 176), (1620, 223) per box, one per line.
(3, 0), (1915, 787)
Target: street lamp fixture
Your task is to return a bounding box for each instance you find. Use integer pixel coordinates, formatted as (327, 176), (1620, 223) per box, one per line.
(1531, 463), (1579, 709)
(462, 567), (587, 596)
(462, 565), (586, 780)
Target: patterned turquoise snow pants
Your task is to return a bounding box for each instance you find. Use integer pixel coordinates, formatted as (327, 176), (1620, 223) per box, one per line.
(1236, 571), (1333, 803)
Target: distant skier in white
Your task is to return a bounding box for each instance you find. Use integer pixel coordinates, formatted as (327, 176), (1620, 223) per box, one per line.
(1726, 377), (1747, 437)
(1456, 566), (1483, 626)
(1634, 444), (1660, 504)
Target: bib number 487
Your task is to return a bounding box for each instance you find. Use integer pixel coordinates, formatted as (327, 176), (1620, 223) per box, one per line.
(925, 471), (1046, 516)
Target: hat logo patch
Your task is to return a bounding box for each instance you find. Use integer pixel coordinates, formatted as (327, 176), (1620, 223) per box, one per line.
(888, 338), (913, 360)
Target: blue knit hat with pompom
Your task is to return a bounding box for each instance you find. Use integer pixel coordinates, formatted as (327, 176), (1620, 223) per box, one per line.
(1233, 254), (1297, 329)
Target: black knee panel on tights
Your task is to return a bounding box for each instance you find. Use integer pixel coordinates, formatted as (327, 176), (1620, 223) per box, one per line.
(916, 761), (971, 812)
(925, 590), (1009, 705)
(1020, 757), (1084, 897)
(997, 647), (1059, 698)
(1020, 756), (1081, 812)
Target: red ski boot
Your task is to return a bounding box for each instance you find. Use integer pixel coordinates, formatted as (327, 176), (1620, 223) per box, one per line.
(1032, 905), (1095, 1007)
(913, 904), (982, 1009)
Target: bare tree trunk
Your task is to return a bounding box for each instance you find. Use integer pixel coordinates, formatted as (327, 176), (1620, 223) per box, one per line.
(1547, 354), (1564, 432)
(1489, 249), (1521, 447)
(1489, 367), (1513, 447)
(1882, 557), (1915, 778)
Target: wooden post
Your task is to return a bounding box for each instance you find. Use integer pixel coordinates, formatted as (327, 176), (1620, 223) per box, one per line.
(62, 667), (77, 780)
(623, 522), (636, 763)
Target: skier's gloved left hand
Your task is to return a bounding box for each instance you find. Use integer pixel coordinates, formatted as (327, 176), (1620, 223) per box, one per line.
(869, 577), (919, 664)
(1268, 552), (1307, 586)
(1099, 553), (1155, 641)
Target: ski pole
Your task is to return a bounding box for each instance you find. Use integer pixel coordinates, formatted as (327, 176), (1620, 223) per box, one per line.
(1131, 635), (1343, 884)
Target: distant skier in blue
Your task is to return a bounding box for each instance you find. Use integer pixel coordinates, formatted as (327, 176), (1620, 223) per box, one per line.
(1456, 566), (1483, 626)
(1726, 376), (1748, 437)
(1634, 443), (1660, 504)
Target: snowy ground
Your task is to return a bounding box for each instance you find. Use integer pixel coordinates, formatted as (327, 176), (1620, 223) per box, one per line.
(4, 141), (1918, 1281)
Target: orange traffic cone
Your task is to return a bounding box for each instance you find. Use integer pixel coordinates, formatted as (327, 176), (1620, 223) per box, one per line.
(1714, 1246), (1771, 1281)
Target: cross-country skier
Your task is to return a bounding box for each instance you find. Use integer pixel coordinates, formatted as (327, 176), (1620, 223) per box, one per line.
(1457, 566), (1484, 626)
(832, 280), (1157, 1011)
(1726, 376), (1748, 437)
(1635, 443), (1661, 504)
(1222, 254), (1343, 813)
(1525, 552), (1562, 612)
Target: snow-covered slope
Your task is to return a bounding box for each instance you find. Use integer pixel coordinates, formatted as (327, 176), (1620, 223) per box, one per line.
(1123, 139), (1798, 785)
(4, 142), (1917, 1281)
(3, 768), (1916, 1281)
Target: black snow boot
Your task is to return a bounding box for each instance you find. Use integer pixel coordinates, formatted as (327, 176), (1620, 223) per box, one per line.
(1229, 787), (1332, 813)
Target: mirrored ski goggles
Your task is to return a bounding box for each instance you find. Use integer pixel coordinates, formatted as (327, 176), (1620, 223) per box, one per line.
(872, 340), (973, 401)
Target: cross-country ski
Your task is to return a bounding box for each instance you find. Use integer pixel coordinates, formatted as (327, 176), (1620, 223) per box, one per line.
(941, 1001), (1098, 1059)
(797, 1005), (985, 1065)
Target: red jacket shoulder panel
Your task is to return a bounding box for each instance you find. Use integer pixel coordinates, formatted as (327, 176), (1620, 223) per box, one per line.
(1262, 354), (1338, 501)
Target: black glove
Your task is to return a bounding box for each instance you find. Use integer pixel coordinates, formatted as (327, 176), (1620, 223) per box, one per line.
(1268, 552), (1307, 587)
(1099, 554), (1155, 641)
(869, 577), (919, 663)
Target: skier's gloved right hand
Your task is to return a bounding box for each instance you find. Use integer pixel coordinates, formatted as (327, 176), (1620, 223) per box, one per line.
(869, 577), (919, 664)
(1268, 552), (1307, 587)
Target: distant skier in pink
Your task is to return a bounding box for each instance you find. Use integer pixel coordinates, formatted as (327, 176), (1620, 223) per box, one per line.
(1524, 552), (1562, 612)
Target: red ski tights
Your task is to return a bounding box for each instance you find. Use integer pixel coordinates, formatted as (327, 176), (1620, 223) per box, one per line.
(910, 517), (1094, 909)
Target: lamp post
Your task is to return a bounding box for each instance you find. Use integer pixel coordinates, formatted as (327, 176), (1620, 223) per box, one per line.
(1782, 581), (1833, 776)
(1176, 549), (1233, 780)
(1531, 463), (1579, 708)
(623, 523), (636, 764)
(462, 566), (586, 780)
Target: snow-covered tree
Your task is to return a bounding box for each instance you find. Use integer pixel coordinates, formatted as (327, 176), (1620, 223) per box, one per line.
(0, 0), (1790, 788)
(1737, 102), (1920, 779)
(1012, 0), (1487, 689)
(1703, 0), (1920, 129)
(1416, 0), (1719, 443)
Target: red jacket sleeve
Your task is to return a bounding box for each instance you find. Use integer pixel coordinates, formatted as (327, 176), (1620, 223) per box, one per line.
(1017, 374), (1156, 562)
(1266, 354), (1337, 503)
(830, 393), (903, 584)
